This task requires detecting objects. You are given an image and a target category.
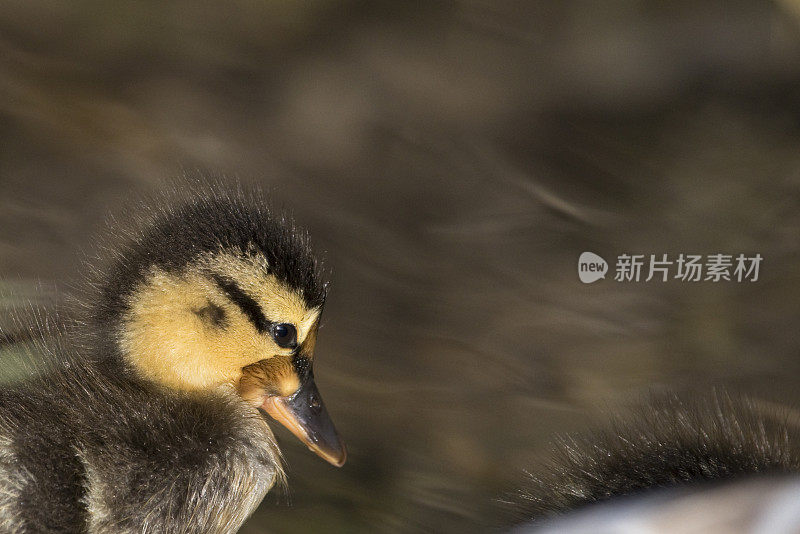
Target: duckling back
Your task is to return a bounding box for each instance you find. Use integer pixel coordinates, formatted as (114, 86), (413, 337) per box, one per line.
(509, 393), (800, 525)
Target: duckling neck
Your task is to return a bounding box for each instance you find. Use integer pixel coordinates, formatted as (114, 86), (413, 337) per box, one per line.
(69, 352), (282, 531)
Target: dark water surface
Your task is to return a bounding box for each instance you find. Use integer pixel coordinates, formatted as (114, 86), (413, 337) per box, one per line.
(3, 2), (800, 532)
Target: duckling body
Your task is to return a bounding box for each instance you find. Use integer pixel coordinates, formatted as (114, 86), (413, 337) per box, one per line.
(511, 393), (800, 525)
(0, 189), (344, 533)
(0, 357), (277, 533)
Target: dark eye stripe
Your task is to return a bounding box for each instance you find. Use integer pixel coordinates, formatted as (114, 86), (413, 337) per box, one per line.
(211, 274), (272, 333)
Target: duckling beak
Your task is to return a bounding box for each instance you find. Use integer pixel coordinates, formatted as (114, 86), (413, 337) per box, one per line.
(261, 374), (346, 467)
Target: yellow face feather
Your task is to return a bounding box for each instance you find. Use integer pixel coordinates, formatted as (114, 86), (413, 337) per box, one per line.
(119, 253), (321, 392)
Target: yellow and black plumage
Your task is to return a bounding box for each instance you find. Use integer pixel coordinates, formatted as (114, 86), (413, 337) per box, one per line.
(0, 187), (344, 533)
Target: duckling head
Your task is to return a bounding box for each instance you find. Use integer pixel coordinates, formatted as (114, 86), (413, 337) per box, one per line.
(94, 191), (346, 466)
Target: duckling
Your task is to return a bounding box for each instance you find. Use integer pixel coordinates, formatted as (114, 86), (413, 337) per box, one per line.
(508, 393), (800, 526)
(0, 188), (345, 533)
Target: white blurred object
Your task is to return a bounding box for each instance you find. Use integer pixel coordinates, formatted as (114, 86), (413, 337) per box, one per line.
(514, 477), (800, 534)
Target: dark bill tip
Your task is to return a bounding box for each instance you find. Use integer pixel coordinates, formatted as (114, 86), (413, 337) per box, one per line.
(261, 376), (346, 467)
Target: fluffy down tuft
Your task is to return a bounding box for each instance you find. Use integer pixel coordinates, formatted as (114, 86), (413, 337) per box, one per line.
(508, 392), (800, 522)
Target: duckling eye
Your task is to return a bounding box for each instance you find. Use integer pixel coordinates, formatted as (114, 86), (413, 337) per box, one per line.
(271, 323), (297, 348)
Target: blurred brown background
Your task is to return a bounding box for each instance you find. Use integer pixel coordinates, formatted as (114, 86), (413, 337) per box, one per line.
(3, 1), (800, 532)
